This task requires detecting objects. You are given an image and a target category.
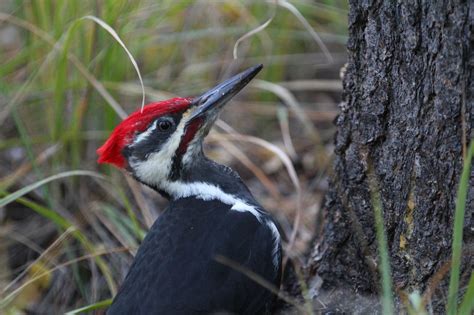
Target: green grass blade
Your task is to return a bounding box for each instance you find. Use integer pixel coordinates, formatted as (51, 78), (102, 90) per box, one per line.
(447, 139), (473, 315)
(65, 298), (113, 314)
(115, 186), (144, 240)
(2, 194), (72, 229)
(458, 271), (474, 315)
(367, 162), (394, 315)
(102, 204), (143, 246)
(0, 170), (104, 208)
(11, 110), (51, 207)
(81, 15), (145, 111)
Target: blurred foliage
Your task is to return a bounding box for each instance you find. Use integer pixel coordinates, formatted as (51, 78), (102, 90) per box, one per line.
(0, 0), (348, 313)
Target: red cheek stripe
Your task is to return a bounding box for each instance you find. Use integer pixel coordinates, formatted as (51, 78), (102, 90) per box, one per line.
(177, 118), (204, 156)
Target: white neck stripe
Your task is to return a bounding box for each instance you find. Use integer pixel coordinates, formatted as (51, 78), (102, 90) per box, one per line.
(166, 181), (263, 221)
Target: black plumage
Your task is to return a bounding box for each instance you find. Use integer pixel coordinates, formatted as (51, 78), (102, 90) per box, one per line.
(108, 197), (281, 314)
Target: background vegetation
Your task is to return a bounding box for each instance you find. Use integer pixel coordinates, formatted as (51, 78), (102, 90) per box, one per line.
(0, 0), (348, 313)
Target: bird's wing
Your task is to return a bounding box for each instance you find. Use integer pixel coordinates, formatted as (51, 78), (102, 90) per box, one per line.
(206, 209), (282, 314)
(108, 198), (281, 315)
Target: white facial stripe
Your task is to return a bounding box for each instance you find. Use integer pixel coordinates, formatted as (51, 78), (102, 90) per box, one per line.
(181, 138), (202, 167)
(130, 119), (186, 184)
(132, 120), (158, 146)
(130, 109), (199, 184)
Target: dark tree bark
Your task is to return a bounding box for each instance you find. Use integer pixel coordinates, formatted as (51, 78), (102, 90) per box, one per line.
(307, 0), (473, 312)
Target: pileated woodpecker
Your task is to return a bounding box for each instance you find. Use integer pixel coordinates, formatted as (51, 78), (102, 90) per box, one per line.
(97, 65), (282, 314)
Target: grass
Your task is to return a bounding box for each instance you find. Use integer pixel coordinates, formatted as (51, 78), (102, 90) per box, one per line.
(447, 140), (474, 315)
(367, 160), (394, 315)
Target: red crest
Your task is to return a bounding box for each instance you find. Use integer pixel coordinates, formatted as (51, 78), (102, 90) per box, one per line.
(97, 97), (192, 168)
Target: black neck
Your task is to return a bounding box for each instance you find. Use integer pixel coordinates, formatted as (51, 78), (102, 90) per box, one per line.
(185, 156), (255, 199)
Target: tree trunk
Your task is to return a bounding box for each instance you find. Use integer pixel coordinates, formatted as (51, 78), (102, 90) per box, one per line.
(307, 0), (473, 312)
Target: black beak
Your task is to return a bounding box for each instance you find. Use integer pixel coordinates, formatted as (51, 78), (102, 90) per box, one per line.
(187, 64), (263, 123)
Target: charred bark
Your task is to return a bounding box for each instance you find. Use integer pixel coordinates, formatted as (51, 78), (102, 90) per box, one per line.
(308, 0), (473, 312)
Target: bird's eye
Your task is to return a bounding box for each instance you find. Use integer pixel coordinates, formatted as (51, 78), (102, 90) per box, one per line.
(157, 120), (172, 131)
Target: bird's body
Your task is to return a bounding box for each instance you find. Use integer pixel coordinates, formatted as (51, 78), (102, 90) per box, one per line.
(98, 65), (282, 314)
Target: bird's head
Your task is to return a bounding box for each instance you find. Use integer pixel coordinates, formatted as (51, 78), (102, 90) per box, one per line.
(97, 64), (262, 188)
